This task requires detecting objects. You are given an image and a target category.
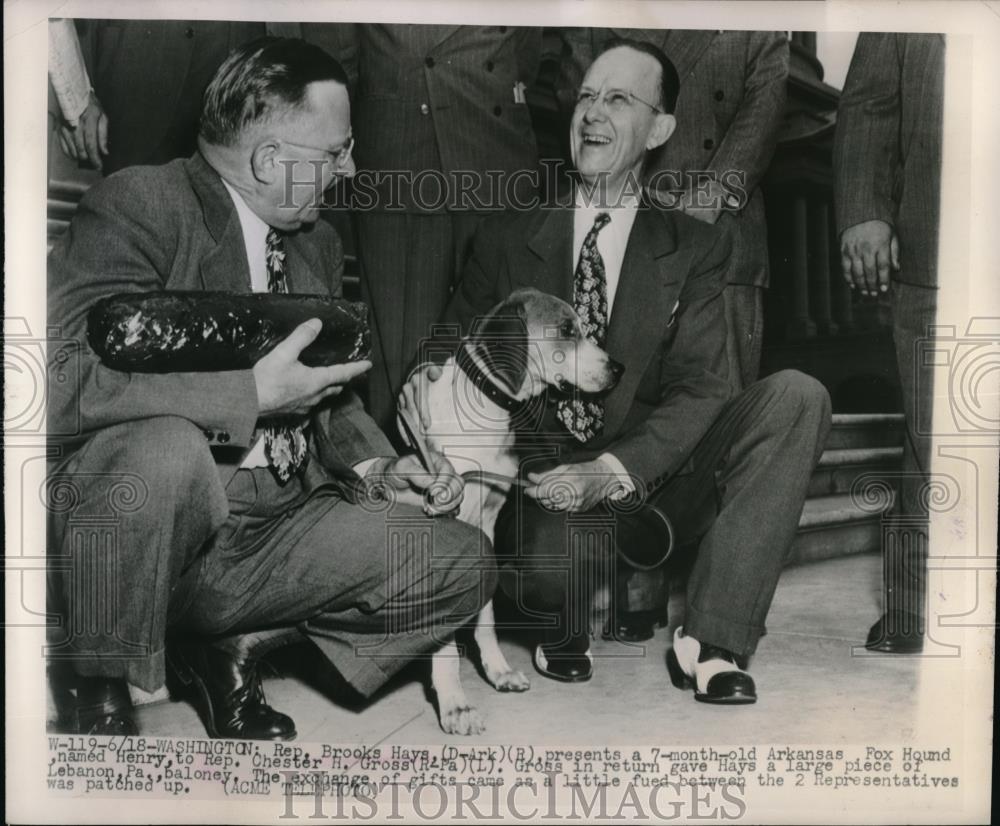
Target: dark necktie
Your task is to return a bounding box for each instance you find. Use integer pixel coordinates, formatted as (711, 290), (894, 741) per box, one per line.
(262, 227), (308, 483)
(556, 211), (611, 442)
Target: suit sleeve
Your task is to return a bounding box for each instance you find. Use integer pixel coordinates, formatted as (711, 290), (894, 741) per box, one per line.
(708, 32), (789, 200)
(47, 173), (260, 447)
(605, 230), (732, 486)
(833, 33), (902, 234)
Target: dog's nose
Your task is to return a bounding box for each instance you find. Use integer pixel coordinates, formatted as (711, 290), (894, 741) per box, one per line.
(609, 359), (625, 382)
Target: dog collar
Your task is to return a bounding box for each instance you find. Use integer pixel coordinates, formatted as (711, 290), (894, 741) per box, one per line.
(456, 344), (524, 415)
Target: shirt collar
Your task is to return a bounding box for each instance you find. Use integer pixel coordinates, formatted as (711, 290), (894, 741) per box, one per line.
(220, 178), (270, 238)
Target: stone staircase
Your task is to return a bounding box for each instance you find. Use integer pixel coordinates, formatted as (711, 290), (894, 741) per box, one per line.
(787, 413), (904, 566)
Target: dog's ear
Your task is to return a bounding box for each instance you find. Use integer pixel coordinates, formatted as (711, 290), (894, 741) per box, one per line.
(475, 294), (529, 395)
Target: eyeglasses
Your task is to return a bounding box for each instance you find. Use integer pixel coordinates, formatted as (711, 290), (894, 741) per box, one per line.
(575, 88), (663, 115)
(281, 135), (355, 169)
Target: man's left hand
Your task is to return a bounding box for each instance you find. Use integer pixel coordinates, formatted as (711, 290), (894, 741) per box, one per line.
(525, 459), (622, 513)
(364, 452), (464, 517)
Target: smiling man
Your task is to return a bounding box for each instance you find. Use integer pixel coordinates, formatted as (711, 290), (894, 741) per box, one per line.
(47, 37), (495, 739)
(412, 39), (831, 703)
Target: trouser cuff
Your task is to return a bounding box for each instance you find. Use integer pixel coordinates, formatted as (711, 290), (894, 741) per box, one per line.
(684, 603), (766, 659)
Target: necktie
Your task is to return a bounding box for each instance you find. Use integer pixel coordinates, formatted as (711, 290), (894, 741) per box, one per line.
(262, 227), (308, 483)
(556, 211), (611, 442)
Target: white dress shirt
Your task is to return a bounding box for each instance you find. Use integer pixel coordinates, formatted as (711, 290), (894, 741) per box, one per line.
(571, 190), (641, 493)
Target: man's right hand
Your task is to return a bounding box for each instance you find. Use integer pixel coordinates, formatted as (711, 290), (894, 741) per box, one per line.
(58, 91), (109, 171)
(253, 319), (371, 416)
(839, 219), (900, 297)
(398, 362), (443, 431)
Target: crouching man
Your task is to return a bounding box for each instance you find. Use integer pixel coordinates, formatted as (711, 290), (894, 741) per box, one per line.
(47, 37), (495, 738)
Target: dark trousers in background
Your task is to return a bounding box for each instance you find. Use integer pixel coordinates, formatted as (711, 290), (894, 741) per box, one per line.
(884, 280), (938, 630)
(722, 284), (765, 393)
(48, 416), (495, 696)
(355, 210), (485, 435)
(493, 370), (831, 659)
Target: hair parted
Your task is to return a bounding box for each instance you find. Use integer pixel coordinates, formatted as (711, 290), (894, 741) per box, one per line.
(199, 37), (349, 146)
(596, 37), (680, 114)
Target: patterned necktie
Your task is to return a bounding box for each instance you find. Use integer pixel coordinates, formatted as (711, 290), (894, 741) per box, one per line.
(556, 211), (611, 442)
(263, 227), (308, 484)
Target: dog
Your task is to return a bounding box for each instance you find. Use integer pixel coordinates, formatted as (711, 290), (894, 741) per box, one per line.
(398, 287), (624, 735)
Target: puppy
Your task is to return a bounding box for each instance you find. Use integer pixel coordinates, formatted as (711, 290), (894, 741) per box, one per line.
(399, 287), (623, 734)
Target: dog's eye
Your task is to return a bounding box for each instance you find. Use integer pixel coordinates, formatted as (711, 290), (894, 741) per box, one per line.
(559, 319), (576, 338)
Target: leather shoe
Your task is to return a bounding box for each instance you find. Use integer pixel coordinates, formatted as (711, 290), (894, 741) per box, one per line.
(865, 611), (924, 654)
(167, 637), (296, 740)
(602, 606), (669, 643)
(74, 676), (138, 735)
(666, 627), (756, 704)
(533, 633), (593, 683)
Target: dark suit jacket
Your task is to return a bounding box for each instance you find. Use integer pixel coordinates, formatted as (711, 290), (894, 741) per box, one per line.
(443, 202), (733, 489)
(556, 28), (788, 288)
(833, 33), (944, 289)
(47, 153), (393, 489)
(74, 20), (267, 174)
(327, 23), (542, 211)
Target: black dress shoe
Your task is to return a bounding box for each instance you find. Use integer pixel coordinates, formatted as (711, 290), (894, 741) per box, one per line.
(865, 611), (924, 654)
(666, 627), (756, 705)
(533, 634), (593, 683)
(74, 676), (139, 735)
(167, 638), (297, 740)
(602, 606), (669, 643)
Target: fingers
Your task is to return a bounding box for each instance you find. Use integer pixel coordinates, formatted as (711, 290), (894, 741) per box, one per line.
(58, 127), (77, 160)
(890, 234), (901, 271)
(83, 119), (102, 170)
(98, 112), (109, 155)
(861, 247), (880, 296)
(273, 318), (323, 359)
(875, 245), (892, 293)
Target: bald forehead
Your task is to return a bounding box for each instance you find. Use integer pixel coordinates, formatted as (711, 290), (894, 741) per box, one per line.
(583, 46), (661, 100)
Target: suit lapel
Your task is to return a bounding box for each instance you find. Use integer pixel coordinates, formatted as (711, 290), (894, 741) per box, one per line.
(186, 154), (252, 293)
(663, 29), (718, 78)
(523, 207), (575, 298)
(602, 207), (688, 437)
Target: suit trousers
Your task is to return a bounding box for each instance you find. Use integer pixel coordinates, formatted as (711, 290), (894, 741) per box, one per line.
(356, 210), (486, 435)
(493, 370), (831, 659)
(722, 284), (765, 393)
(48, 416), (496, 696)
(882, 280), (938, 629)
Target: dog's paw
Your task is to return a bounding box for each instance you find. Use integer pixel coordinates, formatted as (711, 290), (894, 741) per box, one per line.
(488, 669), (531, 693)
(438, 704), (486, 736)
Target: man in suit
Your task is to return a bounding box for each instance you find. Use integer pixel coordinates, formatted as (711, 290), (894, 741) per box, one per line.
(834, 34), (945, 654)
(47, 38), (495, 738)
(409, 40), (830, 703)
(557, 28), (788, 392)
(327, 24), (542, 434)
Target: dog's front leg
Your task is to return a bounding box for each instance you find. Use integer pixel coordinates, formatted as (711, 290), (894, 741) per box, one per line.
(475, 602), (530, 692)
(431, 641), (485, 735)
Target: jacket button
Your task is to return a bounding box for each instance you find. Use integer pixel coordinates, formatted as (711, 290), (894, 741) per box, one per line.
(485, 60), (495, 72)
(184, 26), (195, 38)
(203, 429), (214, 440)
(714, 89), (724, 101)
(425, 56), (435, 68)
(217, 431), (230, 444)
(703, 138), (714, 150)
(420, 103), (430, 115)
(493, 105), (502, 116)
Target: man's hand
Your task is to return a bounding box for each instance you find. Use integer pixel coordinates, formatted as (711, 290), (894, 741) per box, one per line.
(525, 459), (622, 513)
(398, 362), (443, 431)
(364, 452), (464, 517)
(253, 319), (371, 416)
(58, 91), (109, 171)
(679, 180), (739, 225)
(839, 220), (900, 296)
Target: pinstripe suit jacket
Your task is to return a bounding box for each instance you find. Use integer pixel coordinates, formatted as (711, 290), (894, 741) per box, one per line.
(47, 153), (393, 492)
(833, 33), (944, 289)
(556, 28), (788, 287)
(329, 24), (542, 211)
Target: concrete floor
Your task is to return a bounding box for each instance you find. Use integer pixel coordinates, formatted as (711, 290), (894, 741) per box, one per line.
(136, 553), (922, 744)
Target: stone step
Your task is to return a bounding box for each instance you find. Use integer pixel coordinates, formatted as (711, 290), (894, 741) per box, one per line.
(807, 446), (904, 497)
(789, 492), (895, 566)
(826, 413), (905, 451)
